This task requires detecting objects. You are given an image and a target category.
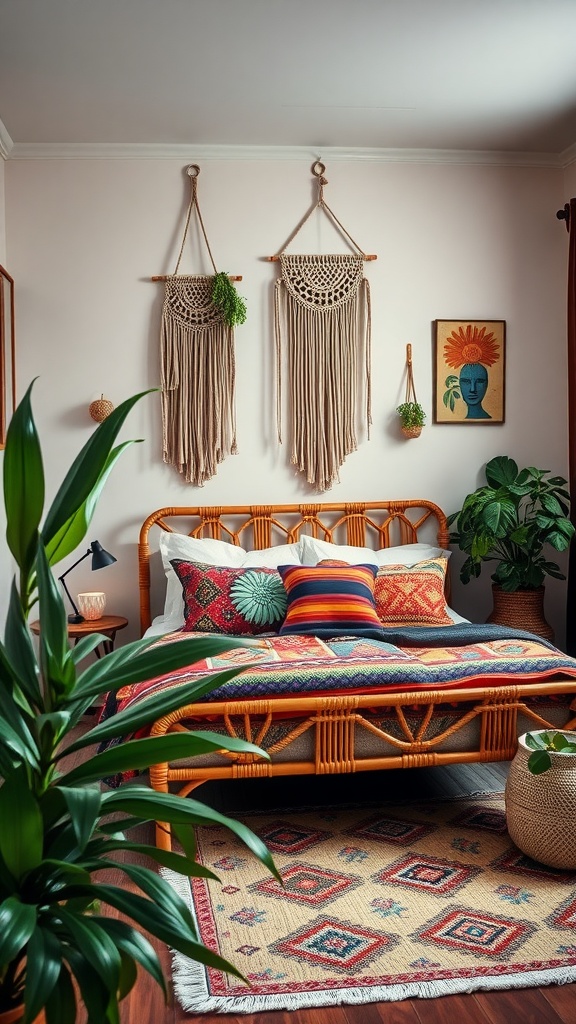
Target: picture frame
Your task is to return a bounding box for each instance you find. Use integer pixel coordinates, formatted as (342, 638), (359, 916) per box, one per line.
(433, 319), (505, 424)
(0, 264), (16, 449)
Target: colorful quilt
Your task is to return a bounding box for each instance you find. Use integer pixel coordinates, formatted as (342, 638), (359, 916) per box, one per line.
(102, 624), (576, 719)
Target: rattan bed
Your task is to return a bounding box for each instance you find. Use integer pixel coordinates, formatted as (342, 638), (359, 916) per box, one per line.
(136, 500), (576, 850)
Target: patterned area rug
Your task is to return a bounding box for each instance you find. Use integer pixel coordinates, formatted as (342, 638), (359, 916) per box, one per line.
(163, 793), (576, 1013)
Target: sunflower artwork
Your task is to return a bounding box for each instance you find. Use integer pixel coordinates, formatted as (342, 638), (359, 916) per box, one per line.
(433, 320), (505, 424)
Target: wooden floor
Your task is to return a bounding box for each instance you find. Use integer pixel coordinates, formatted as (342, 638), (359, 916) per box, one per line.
(70, 725), (576, 1023)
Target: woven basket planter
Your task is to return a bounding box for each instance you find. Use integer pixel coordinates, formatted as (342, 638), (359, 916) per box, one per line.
(401, 425), (422, 439)
(505, 730), (576, 869)
(486, 584), (554, 642)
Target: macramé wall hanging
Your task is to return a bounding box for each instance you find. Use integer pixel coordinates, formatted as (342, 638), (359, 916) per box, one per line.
(269, 161), (376, 493)
(152, 165), (246, 486)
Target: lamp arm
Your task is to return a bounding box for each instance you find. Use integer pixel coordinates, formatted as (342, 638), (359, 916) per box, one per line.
(58, 549), (91, 619)
(59, 575), (80, 617)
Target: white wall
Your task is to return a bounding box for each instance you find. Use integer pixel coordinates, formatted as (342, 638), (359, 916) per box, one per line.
(3, 154), (571, 642)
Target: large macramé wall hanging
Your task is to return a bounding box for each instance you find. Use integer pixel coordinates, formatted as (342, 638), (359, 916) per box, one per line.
(270, 162), (376, 493)
(153, 165), (246, 486)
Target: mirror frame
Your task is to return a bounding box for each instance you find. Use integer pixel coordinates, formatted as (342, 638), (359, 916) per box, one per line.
(0, 264), (16, 450)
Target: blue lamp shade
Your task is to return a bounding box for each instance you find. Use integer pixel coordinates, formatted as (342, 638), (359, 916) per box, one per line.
(58, 540), (117, 623)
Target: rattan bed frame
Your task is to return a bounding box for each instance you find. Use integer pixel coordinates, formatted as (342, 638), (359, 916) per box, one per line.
(138, 501), (576, 850)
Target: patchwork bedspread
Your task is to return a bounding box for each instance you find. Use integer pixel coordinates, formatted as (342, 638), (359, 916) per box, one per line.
(103, 624), (576, 719)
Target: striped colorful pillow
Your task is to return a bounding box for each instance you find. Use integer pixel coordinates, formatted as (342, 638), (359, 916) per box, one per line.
(278, 563), (382, 635)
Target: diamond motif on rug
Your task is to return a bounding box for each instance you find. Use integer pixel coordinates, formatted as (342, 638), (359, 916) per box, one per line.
(269, 915), (398, 974)
(374, 852), (481, 895)
(546, 893), (576, 930)
(249, 861), (363, 908)
(448, 805), (508, 832)
(256, 820), (332, 853)
(345, 813), (436, 846)
(491, 847), (576, 883)
(414, 905), (537, 959)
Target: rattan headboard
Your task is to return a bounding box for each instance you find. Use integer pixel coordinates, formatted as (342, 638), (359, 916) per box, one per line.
(138, 499), (450, 635)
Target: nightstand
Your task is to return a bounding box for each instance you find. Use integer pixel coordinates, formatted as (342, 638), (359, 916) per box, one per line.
(30, 615), (129, 658)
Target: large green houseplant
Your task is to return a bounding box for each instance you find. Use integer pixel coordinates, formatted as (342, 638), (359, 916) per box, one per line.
(0, 383), (278, 1024)
(448, 455), (574, 591)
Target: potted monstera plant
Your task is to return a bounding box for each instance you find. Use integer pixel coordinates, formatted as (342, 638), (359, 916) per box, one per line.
(0, 384), (278, 1024)
(448, 455), (574, 639)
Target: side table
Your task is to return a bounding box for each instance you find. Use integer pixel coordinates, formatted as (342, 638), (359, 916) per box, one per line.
(30, 615), (129, 659)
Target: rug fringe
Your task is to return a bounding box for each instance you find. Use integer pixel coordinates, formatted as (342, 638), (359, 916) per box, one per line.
(161, 868), (576, 1014)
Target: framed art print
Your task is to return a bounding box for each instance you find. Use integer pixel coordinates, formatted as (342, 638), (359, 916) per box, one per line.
(433, 319), (505, 424)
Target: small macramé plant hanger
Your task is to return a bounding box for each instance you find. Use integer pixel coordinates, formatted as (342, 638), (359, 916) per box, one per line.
(153, 164), (246, 486)
(397, 343), (426, 438)
(270, 161), (376, 492)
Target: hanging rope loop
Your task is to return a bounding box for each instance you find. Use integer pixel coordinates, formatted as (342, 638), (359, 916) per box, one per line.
(404, 343), (418, 404)
(174, 164), (217, 275)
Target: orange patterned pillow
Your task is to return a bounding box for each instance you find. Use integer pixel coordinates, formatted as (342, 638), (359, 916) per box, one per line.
(374, 558), (452, 626)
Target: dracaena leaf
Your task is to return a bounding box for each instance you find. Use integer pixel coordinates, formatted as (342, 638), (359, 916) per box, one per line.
(3, 380), (45, 576)
(42, 390), (154, 549)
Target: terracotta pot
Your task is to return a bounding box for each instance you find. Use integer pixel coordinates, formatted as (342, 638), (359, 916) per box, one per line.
(486, 583), (554, 642)
(505, 730), (576, 868)
(0, 1004), (45, 1023)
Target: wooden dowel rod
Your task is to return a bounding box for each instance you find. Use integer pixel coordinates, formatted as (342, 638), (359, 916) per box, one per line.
(151, 274), (242, 281)
(265, 255), (377, 262)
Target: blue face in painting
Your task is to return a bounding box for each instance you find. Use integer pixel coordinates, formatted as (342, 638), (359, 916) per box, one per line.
(459, 362), (491, 419)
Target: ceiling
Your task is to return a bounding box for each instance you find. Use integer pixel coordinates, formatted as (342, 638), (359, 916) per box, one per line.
(1, 0), (576, 157)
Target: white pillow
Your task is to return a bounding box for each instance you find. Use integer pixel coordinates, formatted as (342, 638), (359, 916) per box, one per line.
(157, 534), (302, 633)
(298, 534), (451, 567)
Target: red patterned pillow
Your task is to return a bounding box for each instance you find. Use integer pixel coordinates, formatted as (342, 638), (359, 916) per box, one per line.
(170, 560), (287, 635)
(374, 558), (452, 626)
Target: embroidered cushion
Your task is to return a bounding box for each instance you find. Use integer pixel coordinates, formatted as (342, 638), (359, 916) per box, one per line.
(374, 558), (452, 626)
(170, 560), (288, 635)
(278, 563), (382, 635)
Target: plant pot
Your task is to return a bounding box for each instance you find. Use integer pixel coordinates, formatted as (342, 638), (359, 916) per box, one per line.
(401, 425), (422, 439)
(486, 584), (554, 642)
(505, 730), (576, 869)
(0, 1007), (45, 1023)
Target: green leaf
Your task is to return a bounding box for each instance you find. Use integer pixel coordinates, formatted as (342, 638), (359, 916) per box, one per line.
(59, 731), (269, 786)
(57, 786), (102, 850)
(94, 917), (166, 995)
(485, 456), (519, 488)
(44, 441), (139, 568)
(71, 633), (247, 705)
(3, 584), (42, 707)
(45, 963), (77, 1024)
(41, 391), (154, 550)
(67, 667), (253, 751)
(88, 838), (219, 880)
(527, 749), (552, 774)
(89, 884), (247, 982)
(56, 910), (121, 994)
(0, 896), (37, 964)
(36, 543), (75, 699)
(92, 917), (167, 997)
(101, 786), (280, 881)
(0, 771), (43, 879)
(23, 926), (62, 1024)
(3, 380), (45, 576)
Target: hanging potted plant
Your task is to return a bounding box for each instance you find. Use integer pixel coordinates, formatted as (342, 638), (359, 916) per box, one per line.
(397, 344), (425, 438)
(0, 384), (278, 1024)
(448, 455), (574, 640)
(396, 400), (426, 439)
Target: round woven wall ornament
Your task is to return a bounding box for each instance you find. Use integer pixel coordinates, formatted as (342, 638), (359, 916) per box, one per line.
(89, 395), (115, 422)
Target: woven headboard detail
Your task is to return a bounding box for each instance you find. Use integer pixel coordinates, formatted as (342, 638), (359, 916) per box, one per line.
(138, 499), (450, 634)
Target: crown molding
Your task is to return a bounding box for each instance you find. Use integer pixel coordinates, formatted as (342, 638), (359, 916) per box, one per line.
(560, 143), (576, 168)
(5, 141), (563, 167)
(0, 119), (14, 161)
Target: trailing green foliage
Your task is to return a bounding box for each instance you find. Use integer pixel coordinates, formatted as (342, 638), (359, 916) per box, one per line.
(211, 272), (247, 328)
(448, 455), (574, 591)
(525, 729), (576, 775)
(0, 383), (278, 1023)
(396, 401), (426, 428)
